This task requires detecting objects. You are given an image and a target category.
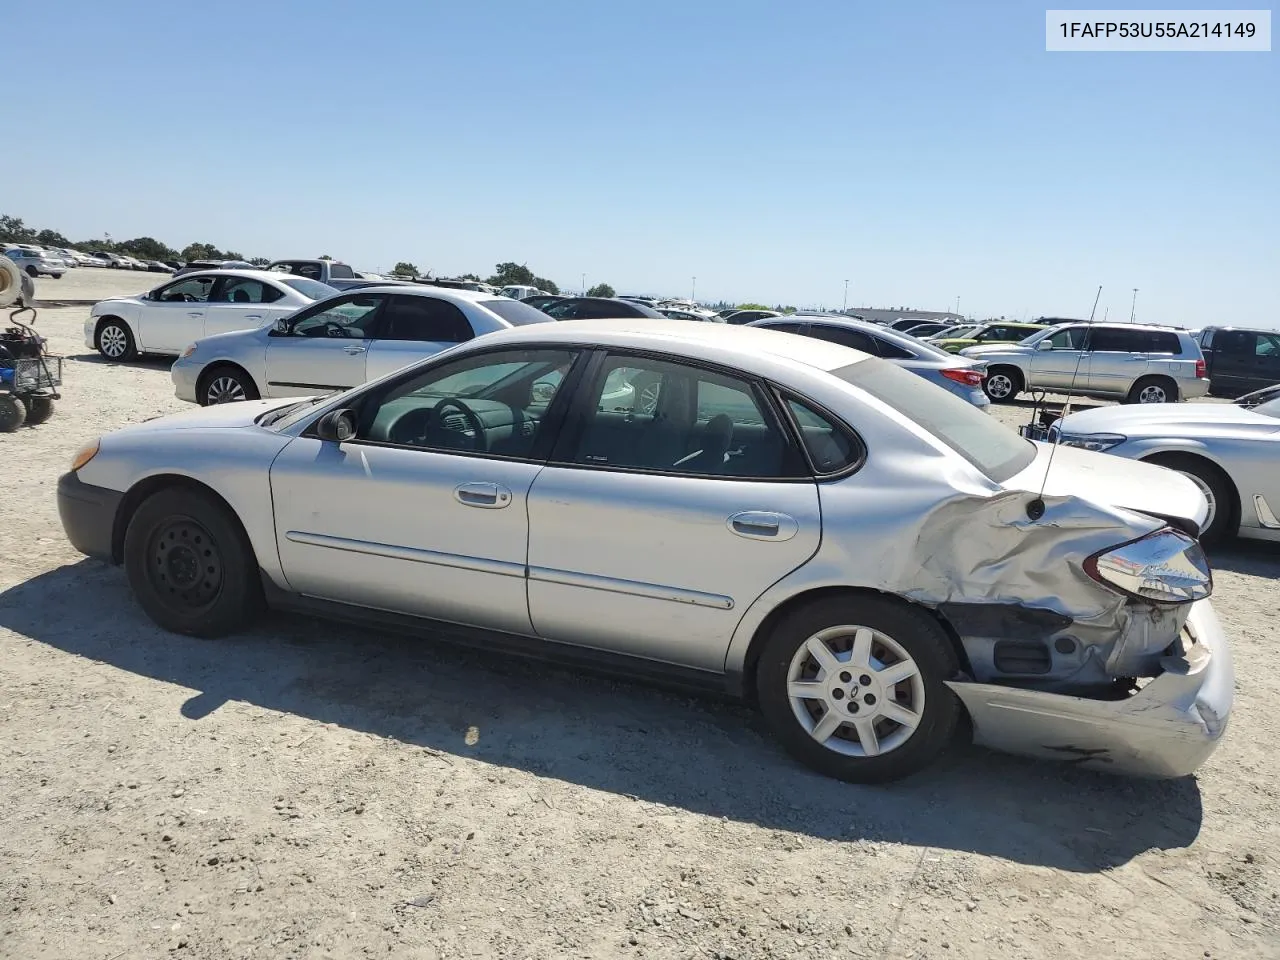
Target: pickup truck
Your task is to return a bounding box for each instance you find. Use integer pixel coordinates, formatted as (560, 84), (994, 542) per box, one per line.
(265, 259), (372, 291)
(1196, 326), (1280, 398)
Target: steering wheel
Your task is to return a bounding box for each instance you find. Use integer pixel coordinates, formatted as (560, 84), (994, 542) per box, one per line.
(421, 398), (486, 451)
(321, 321), (350, 338)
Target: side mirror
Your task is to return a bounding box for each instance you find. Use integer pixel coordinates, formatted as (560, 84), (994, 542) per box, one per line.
(1037, 340), (1055, 351)
(273, 318), (290, 334)
(315, 408), (357, 442)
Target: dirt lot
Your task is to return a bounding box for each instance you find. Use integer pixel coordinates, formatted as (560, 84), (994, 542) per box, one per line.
(2, 271), (1278, 960)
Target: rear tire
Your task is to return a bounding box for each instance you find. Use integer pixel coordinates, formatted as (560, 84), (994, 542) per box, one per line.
(24, 397), (54, 425)
(95, 319), (137, 361)
(123, 487), (263, 637)
(1144, 453), (1235, 544)
(0, 396), (26, 432)
(982, 367), (1022, 403)
(1127, 376), (1178, 404)
(755, 595), (962, 783)
(24, 266), (38, 278)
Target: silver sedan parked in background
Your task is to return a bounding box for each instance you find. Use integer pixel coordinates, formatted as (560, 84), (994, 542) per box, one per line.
(59, 319), (1229, 783)
(171, 286), (554, 406)
(1053, 393), (1280, 543)
(747, 314), (990, 409)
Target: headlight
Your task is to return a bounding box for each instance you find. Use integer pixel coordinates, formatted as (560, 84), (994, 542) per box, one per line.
(180, 343), (198, 359)
(1084, 528), (1212, 604)
(70, 439), (100, 472)
(1057, 432), (1126, 452)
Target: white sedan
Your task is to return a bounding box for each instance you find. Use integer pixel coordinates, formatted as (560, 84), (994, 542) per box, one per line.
(86, 270), (336, 361)
(170, 285), (555, 405)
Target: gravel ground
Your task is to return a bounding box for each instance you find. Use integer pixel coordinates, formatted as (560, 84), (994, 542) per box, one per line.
(2, 271), (1278, 960)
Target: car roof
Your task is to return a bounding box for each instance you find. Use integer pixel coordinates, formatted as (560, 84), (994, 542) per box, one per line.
(176, 269), (307, 284)
(336, 283), (500, 304)
(472, 317), (873, 382)
(1049, 321), (1188, 334)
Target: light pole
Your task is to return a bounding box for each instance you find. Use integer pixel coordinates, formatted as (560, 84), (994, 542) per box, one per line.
(843, 279), (848, 312)
(1129, 288), (1138, 323)
(581, 273), (586, 296)
(954, 296), (960, 318)
(691, 276), (696, 302)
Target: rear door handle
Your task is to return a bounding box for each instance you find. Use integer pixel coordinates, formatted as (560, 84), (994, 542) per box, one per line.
(728, 511), (798, 541)
(187, 311), (204, 318)
(454, 482), (512, 509)
(343, 345), (367, 355)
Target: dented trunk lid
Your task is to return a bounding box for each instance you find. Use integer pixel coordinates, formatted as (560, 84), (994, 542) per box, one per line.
(1000, 441), (1209, 532)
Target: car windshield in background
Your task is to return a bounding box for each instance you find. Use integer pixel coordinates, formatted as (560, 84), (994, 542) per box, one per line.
(1255, 397), (1280, 419)
(279, 277), (338, 300)
(835, 358), (1035, 481)
(480, 299), (555, 326)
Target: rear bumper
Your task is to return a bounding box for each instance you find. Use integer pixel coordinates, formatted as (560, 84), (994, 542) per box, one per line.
(56, 471), (122, 563)
(948, 599), (1232, 778)
(1181, 376), (1211, 400)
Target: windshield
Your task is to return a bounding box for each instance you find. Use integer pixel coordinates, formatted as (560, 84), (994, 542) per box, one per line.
(1256, 397), (1280, 418)
(280, 277), (338, 301)
(834, 358), (1036, 481)
(480, 299), (555, 326)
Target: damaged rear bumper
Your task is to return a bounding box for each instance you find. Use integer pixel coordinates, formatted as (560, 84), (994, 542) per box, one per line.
(946, 599), (1232, 778)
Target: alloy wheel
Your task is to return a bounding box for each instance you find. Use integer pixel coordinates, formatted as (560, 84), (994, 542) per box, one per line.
(1138, 383), (1168, 403)
(986, 374), (1013, 399)
(786, 625), (926, 758)
(1180, 470), (1218, 532)
(99, 325), (128, 358)
(206, 375), (246, 404)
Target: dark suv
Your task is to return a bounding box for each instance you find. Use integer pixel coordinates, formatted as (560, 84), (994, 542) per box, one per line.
(1196, 326), (1280, 398)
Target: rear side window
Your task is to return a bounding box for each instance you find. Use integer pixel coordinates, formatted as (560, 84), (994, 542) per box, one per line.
(327, 263), (356, 279)
(805, 324), (877, 354)
(870, 336), (913, 360)
(382, 295), (474, 343)
(784, 397), (861, 474)
(480, 299), (555, 327)
(1087, 328), (1147, 352)
(1146, 331), (1181, 354)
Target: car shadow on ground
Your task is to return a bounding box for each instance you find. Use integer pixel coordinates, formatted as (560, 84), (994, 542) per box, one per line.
(0, 560), (1204, 873)
(64, 352), (174, 371)
(1206, 538), (1280, 576)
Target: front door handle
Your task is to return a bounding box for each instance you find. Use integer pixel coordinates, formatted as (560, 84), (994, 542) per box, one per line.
(187, 311), (204, 318)
(243, 313), (263, 322)
(343, 345), (367, 355)
(454, 482), (512, 509)
(728, 511), (798, 541)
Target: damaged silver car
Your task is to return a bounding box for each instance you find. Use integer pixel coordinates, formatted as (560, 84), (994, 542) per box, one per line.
(55, 318), (1231, 783)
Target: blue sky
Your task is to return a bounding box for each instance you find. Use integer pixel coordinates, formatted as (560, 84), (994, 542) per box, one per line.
(9, 1), (1277, 324)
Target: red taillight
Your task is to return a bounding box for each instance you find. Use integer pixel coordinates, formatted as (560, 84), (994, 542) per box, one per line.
(1196, 358), (1206, 378)
(941, 367), (985, 387)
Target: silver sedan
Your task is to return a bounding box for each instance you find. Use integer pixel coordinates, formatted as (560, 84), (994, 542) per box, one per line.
(170, 286), (554, 406)
(1054, 394), (1280, 543)
(58, 319), (1230, 783)
(746, 315), (990, 409)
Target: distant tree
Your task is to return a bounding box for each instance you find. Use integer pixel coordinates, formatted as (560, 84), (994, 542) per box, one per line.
(0, 215), (36, 244)
(249, 257), (271, 267)
(487, 261), (536, 288)
(117, 237), (179, 261)
(318, 254), (333, 261)
(393, 261), (420, 276)
(534, 276), (560, 295)
(735, 302), (770, 311)
(35, 228), (73, 248)
(459, 273), (481, 282)
(224, 250), (246, 261)
(586, 283), (615, 298)
(181, 242), (223, 261)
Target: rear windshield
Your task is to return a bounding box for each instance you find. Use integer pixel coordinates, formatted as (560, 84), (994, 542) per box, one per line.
(480, 299), (555, 326)
(327, 263), (356, 278)
(280, 277), (338, 301)
(834, 359), (1035, 482)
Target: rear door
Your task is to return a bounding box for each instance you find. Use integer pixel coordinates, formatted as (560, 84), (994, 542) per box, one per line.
(263, 292), (387, 396)
(1212, 331), (1263, 396)
(525, 352), (821, 672)
(1083, 327), (1148, 397)
(137, 274), (216, 353)
(203, 277), (280, 337)
(364, 295), (477, 380)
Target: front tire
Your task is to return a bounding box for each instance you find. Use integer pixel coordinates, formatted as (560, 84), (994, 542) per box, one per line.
(123, 487), (263, 637)
(0, 396), (27, 432)
(199, 366), (259, 406)
(95, 319), (137, 361)
(755, 596), (961, 783)
(1145, 453), (1235, 544)
(982, 367), (1021, 403)
(25, 266), (38, 278)
(24, 397), (54, 425)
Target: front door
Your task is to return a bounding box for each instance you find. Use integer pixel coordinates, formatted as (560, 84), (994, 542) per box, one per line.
(270, 347), (581, 634)
(364, 294), (479, 381)
(263, 292), (387, 397)
(1027, 326), (1089, 391)
(526, 353), (821, 672)
(138, 274), (216, 353)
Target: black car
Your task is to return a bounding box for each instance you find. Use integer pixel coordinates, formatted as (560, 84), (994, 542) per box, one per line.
(542, 297), (665, 320)
(722, 309), (781, 325)
(522, 295), (568, 312)
(1197, 326), (1280, 398)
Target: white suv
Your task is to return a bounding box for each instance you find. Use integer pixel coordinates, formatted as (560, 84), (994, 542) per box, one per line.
(2, 248), (65, 279)
(960, 323), (1208, 404)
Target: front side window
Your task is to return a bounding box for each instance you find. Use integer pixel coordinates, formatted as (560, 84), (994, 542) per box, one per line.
(154, 276), (215, 303)
(1044, 327), (1085, 350)
(1257, 334), (1280, 357)
(565, 356), (803, 479)
(382, 295), (474, 343)
(350, 349), (578, 459)
(287, 294), (387, 338)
